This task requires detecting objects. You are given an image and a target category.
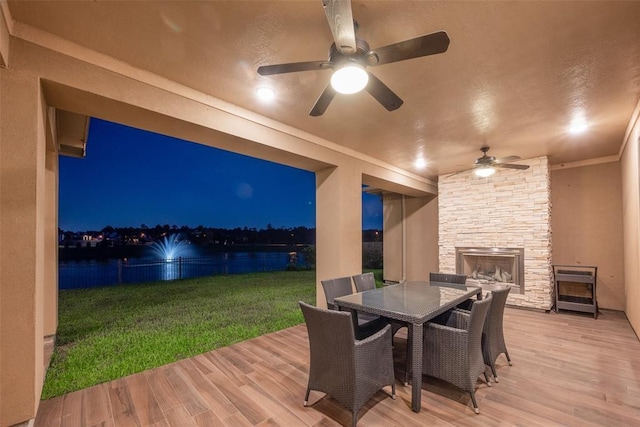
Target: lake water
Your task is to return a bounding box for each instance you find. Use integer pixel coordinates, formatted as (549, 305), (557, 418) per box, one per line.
(59, 251), (307, 289)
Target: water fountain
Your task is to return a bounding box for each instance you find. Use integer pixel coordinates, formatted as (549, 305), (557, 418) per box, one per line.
(148, 234), (194, 281)
(150, 234), (190, 261)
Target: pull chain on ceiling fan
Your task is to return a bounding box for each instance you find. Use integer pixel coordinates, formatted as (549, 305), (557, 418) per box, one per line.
(257, 0), (450, 116)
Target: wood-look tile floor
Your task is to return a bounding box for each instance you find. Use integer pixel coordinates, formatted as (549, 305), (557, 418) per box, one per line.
(35, 308), (640, 426)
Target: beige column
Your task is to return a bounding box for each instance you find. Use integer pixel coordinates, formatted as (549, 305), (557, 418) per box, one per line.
(315, 165), (362, 307)
(0, 69), (46, 426)
(621, 105), (640, 335)
(404, 195), (439, 280)
(382, 194), (439, 283)
(44, 147), (59, 336)
(382, 193), (404, 283)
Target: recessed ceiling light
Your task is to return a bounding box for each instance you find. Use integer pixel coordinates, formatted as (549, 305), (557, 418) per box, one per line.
(415, 158), (427, 169)
(568, 114), (589, 135)
(256, 87), (275, 102)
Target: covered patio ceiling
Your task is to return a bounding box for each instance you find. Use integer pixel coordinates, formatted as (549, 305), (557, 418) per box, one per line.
(6, 0), (640, 179)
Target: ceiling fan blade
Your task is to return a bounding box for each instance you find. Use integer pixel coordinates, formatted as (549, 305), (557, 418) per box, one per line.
(309, 84), (337, 116)
(367, 31), (450, 66)
(257, 61), (332, 76)
(322, 0), (357, 55)
(365, 73), (403, 111)
(495, 155), (521, 164)
(494, 163), (530, 170)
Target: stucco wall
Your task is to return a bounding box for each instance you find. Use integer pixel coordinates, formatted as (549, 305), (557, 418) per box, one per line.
(404, 196), (439, 281)
(551, 161), (625, 310)
(382, 194), (439, 283)
(0, 68), (46, 427)
(621, 110), (640, 336)
(315, 166), (362, 308)
(44, 146), (59, 336)
(383, 194), (404, 282)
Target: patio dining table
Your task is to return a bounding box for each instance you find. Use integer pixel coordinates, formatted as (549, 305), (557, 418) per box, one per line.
(334, 280), (482, 413)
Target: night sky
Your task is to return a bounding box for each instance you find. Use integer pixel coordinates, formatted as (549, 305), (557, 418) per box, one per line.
(59, 119), (383, 232)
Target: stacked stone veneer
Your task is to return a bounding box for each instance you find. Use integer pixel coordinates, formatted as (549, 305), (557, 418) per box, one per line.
(438, 156), (553, 310)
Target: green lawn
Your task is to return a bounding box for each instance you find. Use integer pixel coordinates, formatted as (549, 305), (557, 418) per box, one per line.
(43, 270), (318, 399)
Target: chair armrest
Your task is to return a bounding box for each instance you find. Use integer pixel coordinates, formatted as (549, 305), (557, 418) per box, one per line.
(429, 310), (455, 326)
(355, 324), (394, 375)
(449, 309), (470, 329)
(425, 321), (466, 336)
(430, 308), (470, 329)
(457, 298), (475, 311)
(355, 323), (392, 347)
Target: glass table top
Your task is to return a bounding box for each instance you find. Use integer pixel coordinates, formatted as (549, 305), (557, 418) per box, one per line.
(334, 280), (481, 322)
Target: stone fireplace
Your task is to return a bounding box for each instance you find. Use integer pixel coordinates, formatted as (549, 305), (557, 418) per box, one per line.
(456, 247), (525, 294)
(438, 156), (553, 310)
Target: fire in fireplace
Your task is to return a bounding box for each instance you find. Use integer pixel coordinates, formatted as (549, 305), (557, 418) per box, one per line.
(455, 247), (525, 294)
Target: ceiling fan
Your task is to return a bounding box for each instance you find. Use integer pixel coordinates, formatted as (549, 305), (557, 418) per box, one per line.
(452, 147), (530, 178)
(256, 0), (450, 116)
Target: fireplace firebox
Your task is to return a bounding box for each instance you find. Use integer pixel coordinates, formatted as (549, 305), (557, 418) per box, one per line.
(456, 247), (525, 294)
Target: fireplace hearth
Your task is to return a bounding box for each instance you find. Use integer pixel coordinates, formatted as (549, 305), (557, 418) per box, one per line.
(456, 247), (525, 294)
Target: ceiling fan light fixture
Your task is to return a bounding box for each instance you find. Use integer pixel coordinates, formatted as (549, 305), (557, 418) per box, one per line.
(330, 64), (369, 94)
(475, 166), (495, 178)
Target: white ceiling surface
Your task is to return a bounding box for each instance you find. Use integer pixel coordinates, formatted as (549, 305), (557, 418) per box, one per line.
(8, 1), (640, 179)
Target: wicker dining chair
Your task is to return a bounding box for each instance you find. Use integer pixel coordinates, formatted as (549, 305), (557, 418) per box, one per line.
(480, 286), (512, 382)
(321, 276), (357, 310)
(352, 272), (376, 292)
(455, 286), (512, 382)
(353, 272), (411, 382)
(299, 301), (396, 427)
(422, 293), (493, 414)
(352, 272), (407, 334)
(321, 276), (387, 339)
(429, 272), (468, 286)
(430, 272), (475, 310)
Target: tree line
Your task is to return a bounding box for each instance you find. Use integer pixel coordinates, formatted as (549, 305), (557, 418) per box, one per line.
(60, 224), (383, 247)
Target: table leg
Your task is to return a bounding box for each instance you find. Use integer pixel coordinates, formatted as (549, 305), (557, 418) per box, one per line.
(411, 322), (423, 412)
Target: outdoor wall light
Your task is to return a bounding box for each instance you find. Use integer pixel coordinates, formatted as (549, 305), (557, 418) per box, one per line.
(330, 64), (369, 94)
(474, 166), (495, 178)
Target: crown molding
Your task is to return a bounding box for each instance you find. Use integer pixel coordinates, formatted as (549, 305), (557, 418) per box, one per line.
(619, 96), (640, 158)
(550, 155), (619, 171)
